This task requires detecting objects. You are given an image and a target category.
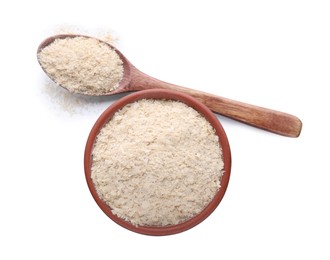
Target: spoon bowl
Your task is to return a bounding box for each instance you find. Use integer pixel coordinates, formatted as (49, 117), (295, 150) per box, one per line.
(37, 34), (132, 95)
(37, 34), (302, 137)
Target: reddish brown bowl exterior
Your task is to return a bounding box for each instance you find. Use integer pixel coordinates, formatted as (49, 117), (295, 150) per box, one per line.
(84, 89), (231, 236)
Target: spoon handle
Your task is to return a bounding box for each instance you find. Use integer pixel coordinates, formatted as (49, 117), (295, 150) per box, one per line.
(130, 69), (302, 137)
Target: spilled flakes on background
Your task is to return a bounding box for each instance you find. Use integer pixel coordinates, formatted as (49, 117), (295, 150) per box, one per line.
(41, 79), (109, 116)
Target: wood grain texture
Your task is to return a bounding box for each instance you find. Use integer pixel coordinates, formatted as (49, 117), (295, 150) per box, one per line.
(129, 67), (302, 137)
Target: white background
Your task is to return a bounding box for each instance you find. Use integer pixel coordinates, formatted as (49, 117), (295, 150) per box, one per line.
(1, 0), (329, 259)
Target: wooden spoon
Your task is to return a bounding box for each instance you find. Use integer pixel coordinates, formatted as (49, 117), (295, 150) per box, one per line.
(37, 34), (302, 137)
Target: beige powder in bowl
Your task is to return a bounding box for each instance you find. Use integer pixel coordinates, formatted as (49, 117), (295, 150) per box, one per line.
(91, 99), (224, 227)
(38, 36), (123, 95)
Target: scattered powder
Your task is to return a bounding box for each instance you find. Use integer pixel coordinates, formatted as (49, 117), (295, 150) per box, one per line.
(51, 24), (118, 45)
(40, 79), (111, 116)
(91, 99), (224, 226)
(38, 36), (124, 95)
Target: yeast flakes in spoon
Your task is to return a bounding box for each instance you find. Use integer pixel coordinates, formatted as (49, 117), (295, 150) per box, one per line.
(38, 36), (124, 95)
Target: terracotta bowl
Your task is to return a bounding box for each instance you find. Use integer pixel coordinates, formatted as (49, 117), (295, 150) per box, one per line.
(84, 89), (231, 236)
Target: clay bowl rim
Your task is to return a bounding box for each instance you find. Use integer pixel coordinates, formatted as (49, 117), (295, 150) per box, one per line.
(84, 89), (232, 236)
